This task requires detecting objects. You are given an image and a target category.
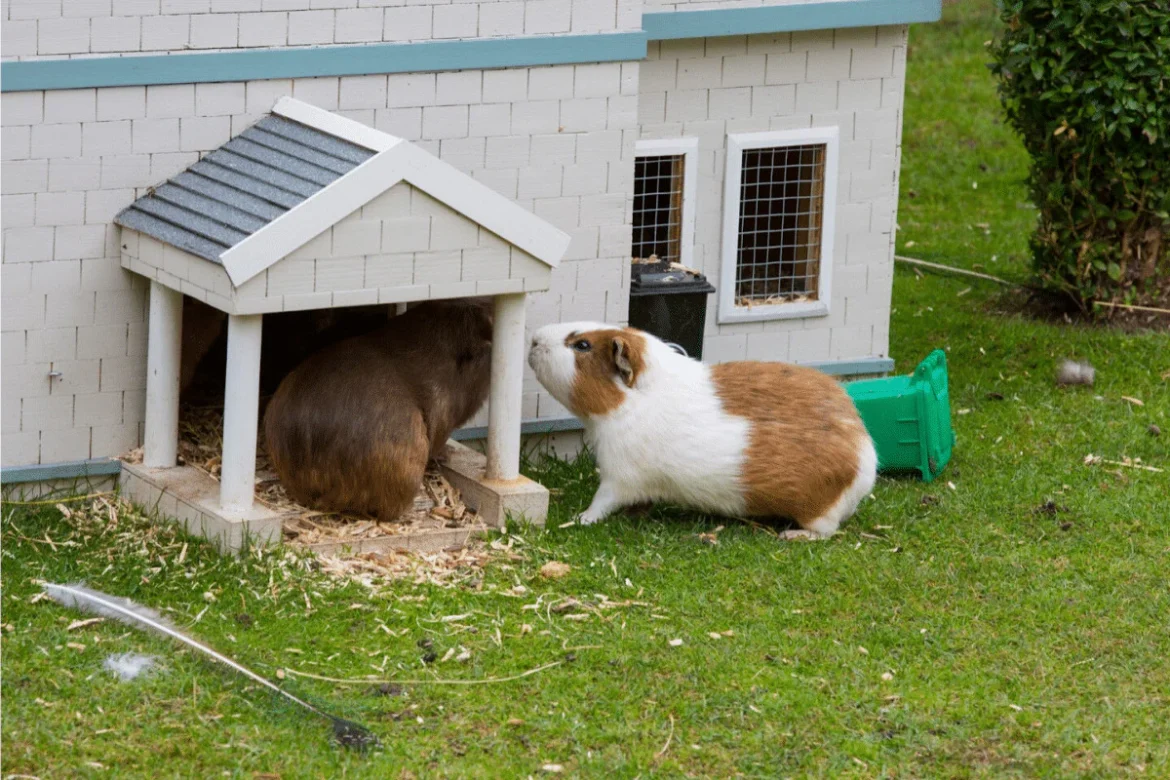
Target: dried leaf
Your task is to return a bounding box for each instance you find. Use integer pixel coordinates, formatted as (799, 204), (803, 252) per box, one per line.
(551, 598), (581, 614)
(67, 618), (104, 631)
(668, 638), (684, 647)
(539, 561), (572, 579)
(1121, 396), (1144, 407)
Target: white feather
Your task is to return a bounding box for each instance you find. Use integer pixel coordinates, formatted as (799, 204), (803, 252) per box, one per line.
(43, 582), (377, 747)
(44, 583), (320, 716)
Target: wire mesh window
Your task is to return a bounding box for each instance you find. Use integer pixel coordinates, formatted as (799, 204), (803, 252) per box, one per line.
(632, 154), (686, 265)
(734, 143), (826, 305)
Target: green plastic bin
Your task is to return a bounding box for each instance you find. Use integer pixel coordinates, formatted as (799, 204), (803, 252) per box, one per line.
(845, 350), (955, 482)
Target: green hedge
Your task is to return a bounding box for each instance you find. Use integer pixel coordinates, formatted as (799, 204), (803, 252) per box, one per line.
(989, 0), (1169, 311)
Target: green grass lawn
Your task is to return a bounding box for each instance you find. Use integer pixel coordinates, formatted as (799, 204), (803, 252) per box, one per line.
(3, 2), (1167, 777)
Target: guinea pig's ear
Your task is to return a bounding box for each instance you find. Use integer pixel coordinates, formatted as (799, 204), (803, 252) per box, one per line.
(611, 337), (637, 387)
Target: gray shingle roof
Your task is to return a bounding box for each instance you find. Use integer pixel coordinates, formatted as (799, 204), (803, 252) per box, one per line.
(114, 115), (377, 264)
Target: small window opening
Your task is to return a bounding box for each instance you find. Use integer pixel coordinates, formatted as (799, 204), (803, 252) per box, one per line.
(632, 154), (686, 266)
(734, 143), (826, 306)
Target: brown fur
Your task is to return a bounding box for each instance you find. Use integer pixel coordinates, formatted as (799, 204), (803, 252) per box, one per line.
(566, 328), (647, 417)
(711, 362), (867, 527)
(180, 298), (227, 395)
(263, 299), (493, 521)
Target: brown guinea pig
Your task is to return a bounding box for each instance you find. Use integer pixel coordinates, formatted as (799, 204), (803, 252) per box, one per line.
(263, 298), (493, 521)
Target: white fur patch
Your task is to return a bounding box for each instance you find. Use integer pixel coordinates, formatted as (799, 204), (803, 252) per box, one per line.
(528, 321), (619, 416)
(531, 322), (751, 517)
(805, 435), (878, 537)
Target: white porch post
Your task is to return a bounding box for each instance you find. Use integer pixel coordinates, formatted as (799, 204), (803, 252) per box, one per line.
(219, 314), (263, 512)
(486, 293), (525, 481)
(143, 281), (182, 468)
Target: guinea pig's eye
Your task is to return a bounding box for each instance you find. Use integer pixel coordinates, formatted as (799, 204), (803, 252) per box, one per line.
(572, 339), (592, 353)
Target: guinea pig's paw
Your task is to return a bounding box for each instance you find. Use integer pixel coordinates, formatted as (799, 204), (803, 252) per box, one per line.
(780, 528), (832, 542)
(573, 512), (602, 526)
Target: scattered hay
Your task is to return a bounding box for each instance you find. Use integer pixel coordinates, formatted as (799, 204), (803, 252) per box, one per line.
(316, 546), (492, 590)
(176, 404), (482, 545)
(538, 561), (572, 579)
(735, 294), (816, 307)
(124, 404), (492, 587)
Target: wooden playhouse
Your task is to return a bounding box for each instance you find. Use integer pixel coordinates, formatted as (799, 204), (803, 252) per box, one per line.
(115, 98), (568, 551)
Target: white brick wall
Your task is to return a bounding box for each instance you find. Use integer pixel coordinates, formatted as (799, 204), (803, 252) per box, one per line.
(2, 17), (910, 469)
(638, 27), (906, 364)
(1, 58), (636, 466)
(2, 0), (635, 60)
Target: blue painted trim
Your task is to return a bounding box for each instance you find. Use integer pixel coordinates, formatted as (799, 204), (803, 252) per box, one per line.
(0, 32), (647, 93)
(807, 356), (895, 377)
(2, 1), (941, 92)
(453, 417), (586, 442)
(644, 0), (941, 40)
(1, 457), (122, 485)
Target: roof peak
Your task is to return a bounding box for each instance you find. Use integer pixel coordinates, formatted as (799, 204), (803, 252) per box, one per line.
(116, 97), (569, 287)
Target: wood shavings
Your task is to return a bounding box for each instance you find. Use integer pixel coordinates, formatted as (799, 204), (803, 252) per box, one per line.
(315, 546), (492, 590)
(150, 404), (491, 588)
(736, 294), (816, 308)
(668, 261), (703, 276)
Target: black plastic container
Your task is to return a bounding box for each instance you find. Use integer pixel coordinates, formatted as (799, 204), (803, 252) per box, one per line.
(628, 262), (716, 360)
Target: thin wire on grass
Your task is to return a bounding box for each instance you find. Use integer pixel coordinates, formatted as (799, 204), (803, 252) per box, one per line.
(4, 491), (114, 506)
(1093, 300), (1170, 315)
(283, 660), (564, 686)
(897, 256), (1170, 315)
(894, 255), (1024, 287)
(655, 714), (675, 760)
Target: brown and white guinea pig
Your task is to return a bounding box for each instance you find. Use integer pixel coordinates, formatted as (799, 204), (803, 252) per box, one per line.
(528, 323), (877, 538)
(263, 298), (493, 522)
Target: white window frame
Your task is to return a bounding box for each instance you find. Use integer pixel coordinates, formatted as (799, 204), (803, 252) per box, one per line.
(633, 138), (699, 269)
(718, 127), (839, 324)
